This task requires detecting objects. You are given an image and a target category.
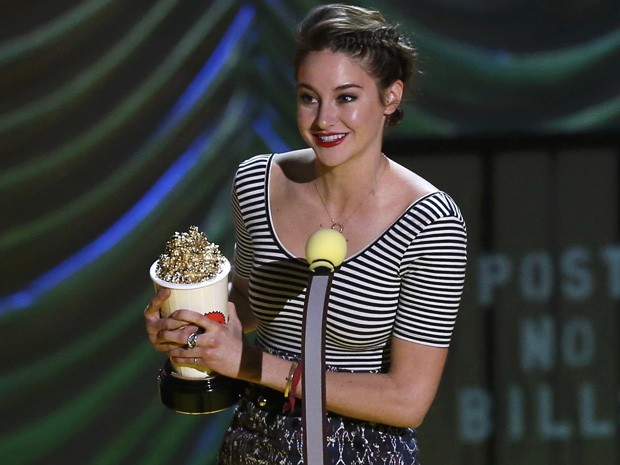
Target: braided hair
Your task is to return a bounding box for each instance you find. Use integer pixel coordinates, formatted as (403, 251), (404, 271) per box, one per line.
(294, 4), (418, 126)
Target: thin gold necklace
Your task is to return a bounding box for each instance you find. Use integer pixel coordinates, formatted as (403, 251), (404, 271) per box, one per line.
(313, 155), (389, 234)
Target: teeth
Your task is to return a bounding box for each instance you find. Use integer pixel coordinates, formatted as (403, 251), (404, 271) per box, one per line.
(319, 134), (345, 142)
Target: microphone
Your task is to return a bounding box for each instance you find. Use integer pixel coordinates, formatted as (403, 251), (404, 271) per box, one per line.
(301, 228), (347, 465)
(305, 227), (347, 272)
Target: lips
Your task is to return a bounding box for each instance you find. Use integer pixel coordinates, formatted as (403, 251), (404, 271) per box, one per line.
(313, 132), (347, 148)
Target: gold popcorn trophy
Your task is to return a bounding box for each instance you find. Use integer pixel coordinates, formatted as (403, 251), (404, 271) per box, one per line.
(150, 226), (243, 414)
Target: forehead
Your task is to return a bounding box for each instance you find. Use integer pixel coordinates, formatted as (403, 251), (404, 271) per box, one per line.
(296, 50), (375, 89)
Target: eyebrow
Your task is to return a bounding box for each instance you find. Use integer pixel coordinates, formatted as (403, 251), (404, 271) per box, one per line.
(296, 82), (363, 91)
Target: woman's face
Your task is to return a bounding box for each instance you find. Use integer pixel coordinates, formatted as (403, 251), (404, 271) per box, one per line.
(296, 50), (401, 167)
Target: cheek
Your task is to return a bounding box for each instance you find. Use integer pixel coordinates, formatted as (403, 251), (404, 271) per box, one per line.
(296, 106), (315, 128)
(296, 110), (312, 143)
(345, 107), (362, 124)
(364, 101), (390, 125)
(343, 105), (375, 129)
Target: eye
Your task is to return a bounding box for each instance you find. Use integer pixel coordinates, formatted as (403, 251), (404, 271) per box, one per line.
(298, 92), (317, 105)
(337, 94), (357, 103)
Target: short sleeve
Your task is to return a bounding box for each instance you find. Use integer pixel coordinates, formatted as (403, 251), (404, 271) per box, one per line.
(394, 198), (467, 347)
(231, 167), (253, 279)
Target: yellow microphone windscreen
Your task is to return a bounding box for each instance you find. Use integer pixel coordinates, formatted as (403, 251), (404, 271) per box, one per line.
(305, 228), (347, 272)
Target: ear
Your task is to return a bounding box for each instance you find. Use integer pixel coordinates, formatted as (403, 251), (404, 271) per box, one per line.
(383, 80), (404, 116)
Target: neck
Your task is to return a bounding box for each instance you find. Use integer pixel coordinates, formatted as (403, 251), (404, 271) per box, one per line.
(313, 154), (389, 232)
(314, 154), (388, 201)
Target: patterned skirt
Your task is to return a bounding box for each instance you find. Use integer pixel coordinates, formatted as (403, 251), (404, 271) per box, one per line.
(218, 396), (420, 465)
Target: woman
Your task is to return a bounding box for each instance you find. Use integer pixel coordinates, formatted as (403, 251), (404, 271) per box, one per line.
(145, 4), (467, 464)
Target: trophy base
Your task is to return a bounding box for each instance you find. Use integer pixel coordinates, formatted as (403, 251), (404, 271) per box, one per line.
(158, 359), (244, 414)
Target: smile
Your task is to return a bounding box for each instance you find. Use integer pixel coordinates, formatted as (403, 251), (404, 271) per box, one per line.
(314, 133), (347, 147)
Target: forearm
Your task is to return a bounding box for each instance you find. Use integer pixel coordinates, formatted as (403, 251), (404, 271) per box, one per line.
(324, 343), (448, 427)
(324, 371), (429, 428)
(248, 349), (441, 429)
(226, 271), (447, 427)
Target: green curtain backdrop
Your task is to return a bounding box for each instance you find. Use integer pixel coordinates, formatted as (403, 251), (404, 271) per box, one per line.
(1, 1), (619, 464)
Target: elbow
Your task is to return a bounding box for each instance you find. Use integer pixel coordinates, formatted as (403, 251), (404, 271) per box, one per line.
(390, 393), (434, 429)
(410, 410), (430, 429)
(372, 395), (428, 428)
(388, 377), (441, 428)
(396, 407), (428, 429)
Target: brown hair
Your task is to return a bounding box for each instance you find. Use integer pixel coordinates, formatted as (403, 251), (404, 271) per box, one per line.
(294, 4), (419, 126)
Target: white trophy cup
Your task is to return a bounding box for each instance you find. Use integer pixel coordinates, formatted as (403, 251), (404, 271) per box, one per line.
(149, 256), (242, 414)
(149, 258), (230, 378)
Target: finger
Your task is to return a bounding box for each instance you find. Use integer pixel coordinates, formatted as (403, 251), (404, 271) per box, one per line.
(170, 310), (219, 332)
(170, 356), (206, 369)
(153, 341), (182, 353)
(148, 315), (195, 349)
(144, 287), (171, 318)
(168, 337), (208, 359)
(158, 324), (201, 347)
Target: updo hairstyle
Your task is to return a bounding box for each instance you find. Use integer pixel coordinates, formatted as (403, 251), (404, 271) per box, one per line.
(294, 4), (419, 126)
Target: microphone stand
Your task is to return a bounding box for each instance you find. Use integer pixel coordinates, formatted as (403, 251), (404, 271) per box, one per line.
(301, 229), (347, 465)
(301, 265), (333, 464)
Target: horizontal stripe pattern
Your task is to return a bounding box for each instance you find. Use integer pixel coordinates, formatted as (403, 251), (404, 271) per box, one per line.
(233, 154), (467, 371)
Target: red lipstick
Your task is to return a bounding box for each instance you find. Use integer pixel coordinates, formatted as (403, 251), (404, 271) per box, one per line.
(313, 133), (347, 148)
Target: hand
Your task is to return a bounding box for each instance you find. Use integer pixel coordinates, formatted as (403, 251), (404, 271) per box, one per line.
(144, 287), (197, 353)
(166, 302), (247, 379)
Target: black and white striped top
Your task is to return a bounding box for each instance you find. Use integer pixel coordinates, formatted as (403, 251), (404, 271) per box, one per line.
(232, 154), (467, 372)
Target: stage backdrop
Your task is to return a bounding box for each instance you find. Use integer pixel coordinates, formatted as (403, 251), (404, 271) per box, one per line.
(1, 1), (619, 464)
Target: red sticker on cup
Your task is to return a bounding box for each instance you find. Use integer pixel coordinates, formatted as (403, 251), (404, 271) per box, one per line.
(204, 311), (226, 324)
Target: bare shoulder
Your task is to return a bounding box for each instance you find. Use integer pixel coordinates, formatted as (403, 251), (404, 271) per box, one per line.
(385, 158), (438, 205)
(270, 149), (315, 205)
(272, 149), (315, 183)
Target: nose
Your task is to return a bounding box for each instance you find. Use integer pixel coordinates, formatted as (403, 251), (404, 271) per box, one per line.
(315, 102), (336, 129)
